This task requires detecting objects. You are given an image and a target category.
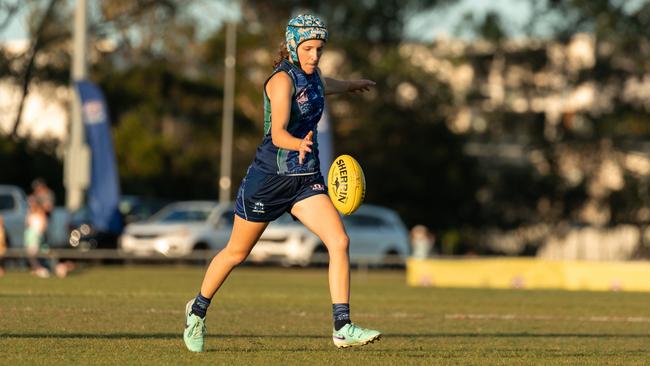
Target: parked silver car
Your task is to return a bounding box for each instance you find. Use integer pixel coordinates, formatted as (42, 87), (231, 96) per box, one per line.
(248, 204), (411, 266)
(119, 201), (234, 257)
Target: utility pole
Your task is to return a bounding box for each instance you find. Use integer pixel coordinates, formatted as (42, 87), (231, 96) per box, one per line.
(64, 0), (90, 211)
(219, 21), (237, 204)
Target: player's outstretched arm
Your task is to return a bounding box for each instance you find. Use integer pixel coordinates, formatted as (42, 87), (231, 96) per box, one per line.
(322, 76), (375, 95)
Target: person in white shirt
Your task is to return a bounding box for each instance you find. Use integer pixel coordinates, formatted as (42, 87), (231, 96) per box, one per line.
(24, 197), (49, 278)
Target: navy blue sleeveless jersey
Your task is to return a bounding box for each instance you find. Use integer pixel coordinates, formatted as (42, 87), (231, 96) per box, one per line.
(251, 59), (325, 175)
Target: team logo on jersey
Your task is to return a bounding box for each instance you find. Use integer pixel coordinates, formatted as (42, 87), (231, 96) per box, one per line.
(296, 85), (323, 117)
(253, 201), (265, 214)
(311, 183), (325, 191)
(296, 89), (309, 105)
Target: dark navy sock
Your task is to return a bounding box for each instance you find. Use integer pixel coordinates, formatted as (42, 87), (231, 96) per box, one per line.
(333, 303), (351, 331)
(191, 293), (212, 318)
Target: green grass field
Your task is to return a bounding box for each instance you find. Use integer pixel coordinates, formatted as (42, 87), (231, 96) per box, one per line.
(1, 265), (649, 365)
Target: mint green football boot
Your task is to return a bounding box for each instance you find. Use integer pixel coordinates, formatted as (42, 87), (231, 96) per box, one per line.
(183, 299), (207, 352)
(332, 323), (382, 348)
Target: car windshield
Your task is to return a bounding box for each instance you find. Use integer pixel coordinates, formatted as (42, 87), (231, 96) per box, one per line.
(0, 194), (15, 210)
(71, 207), (90, 221)
(154, 208), (211, 223)
(342, 214), (387, 227)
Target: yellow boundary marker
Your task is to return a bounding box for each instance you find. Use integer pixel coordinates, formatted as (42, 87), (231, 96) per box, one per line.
(407, 258), (650, 292)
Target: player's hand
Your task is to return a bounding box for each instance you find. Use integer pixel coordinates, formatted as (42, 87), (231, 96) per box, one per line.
(298, 131), (313, 165)
(348, 79), (376, 93)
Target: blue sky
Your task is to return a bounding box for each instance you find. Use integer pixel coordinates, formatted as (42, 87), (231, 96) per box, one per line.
(2, 1), (647, 42)
(406, 0), (536, 40)
(1, 0), (533, 42)
(0, 0), (238, 42)
(1, 4), (27, 41)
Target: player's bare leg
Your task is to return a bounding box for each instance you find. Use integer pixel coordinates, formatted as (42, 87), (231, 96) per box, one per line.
(200, 217), (268, 297)
(291, 194), (381, 348)
(184, 216), (268, 352)
(291, 194), (349, 304)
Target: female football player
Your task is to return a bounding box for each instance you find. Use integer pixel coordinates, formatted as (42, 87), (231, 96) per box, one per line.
(183, 14), (381, 352)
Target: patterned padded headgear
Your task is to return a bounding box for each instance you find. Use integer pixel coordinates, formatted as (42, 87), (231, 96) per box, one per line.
(285, 14), (328, 65)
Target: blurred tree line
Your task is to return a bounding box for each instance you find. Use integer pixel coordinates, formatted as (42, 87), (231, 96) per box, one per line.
(2, 0), (650, 254)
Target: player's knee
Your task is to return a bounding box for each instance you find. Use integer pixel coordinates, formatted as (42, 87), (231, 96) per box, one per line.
(224, 248), (248, 266)
(327, 234), (349, 254)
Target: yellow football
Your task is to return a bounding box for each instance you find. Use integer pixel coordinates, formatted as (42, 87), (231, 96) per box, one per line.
(327, 154), (366, 215)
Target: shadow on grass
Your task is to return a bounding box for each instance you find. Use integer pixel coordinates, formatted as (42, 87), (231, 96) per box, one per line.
(2, 333), (650, 339)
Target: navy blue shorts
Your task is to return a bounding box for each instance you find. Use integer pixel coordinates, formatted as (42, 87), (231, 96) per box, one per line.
(235, 166), (327, 222)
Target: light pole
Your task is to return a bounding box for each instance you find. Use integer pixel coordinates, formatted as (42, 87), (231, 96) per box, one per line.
(219, 20), (237, 204)
(64, 0), (90, 211)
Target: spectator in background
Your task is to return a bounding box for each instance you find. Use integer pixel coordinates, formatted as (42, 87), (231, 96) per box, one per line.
(54, 260), (76, 278)
(30, 178), (55, 248)
(25, 197), (49, 278)
(31, 178), (55, 217)
(0, 215), (6, 277)
(31, 179), (76, 278)
(411, 225), (435, 259)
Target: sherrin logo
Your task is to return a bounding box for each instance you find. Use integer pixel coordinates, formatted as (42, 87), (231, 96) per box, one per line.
(334, 158), (348, 203)
(328, 155), (365, 215)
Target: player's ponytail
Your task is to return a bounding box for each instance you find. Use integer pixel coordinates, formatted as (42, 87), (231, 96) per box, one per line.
(273, 41), (290, 69)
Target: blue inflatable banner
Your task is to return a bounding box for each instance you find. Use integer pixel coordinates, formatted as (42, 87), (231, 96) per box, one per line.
(75, 80), (122, 233)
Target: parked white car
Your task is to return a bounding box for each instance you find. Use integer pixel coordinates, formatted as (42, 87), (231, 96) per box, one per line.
(119, 201), (234, 257)
(248, 204), (411, 266)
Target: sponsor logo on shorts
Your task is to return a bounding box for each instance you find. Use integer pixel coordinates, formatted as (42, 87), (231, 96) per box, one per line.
(311, 183), (325, 191)
(253, 201), (265, 214)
